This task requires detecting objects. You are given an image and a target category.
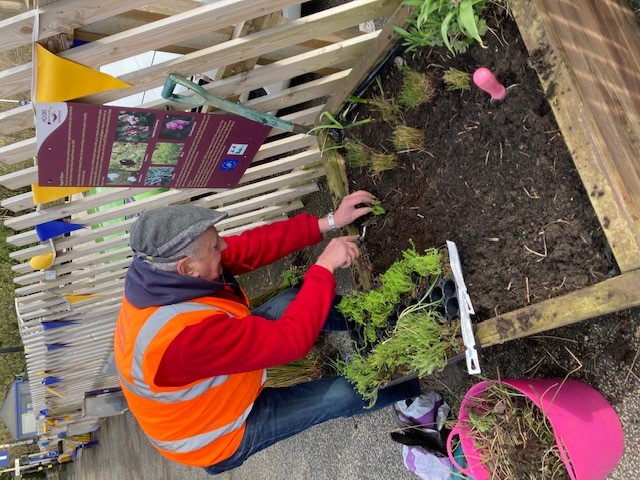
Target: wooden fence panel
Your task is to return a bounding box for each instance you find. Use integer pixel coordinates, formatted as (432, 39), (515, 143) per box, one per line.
(0, 0), (403, 436)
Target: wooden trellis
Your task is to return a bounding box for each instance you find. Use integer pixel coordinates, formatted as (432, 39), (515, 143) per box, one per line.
(0, 0), (408, 437)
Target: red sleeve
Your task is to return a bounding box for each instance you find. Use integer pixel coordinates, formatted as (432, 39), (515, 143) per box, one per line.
(221, 213), (322, 275)
(155, 265), (335, 386)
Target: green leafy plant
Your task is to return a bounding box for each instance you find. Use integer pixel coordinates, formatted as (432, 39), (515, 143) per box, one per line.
(398, 68), (437, 109)
(338, 243), (442, 345)
(371, 200), (386, 216)
(465, 382), (569, 479)
(340, 310), (459, 406)
(443, 67), (472, 90)
(250, 267), (303, 308)
(392, 125), (425, 151)
(369, 95), (405, 124)
(308, 111), (372, 135)
(309, 111), (373, 155)
(394, 0), (490, 55)
(336, 244), (460, 405)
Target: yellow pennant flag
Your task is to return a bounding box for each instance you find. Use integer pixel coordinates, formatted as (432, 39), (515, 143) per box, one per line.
(31, 183), (90, 204)
(62, 294), (101, 304)
(34, 43), (131, 102)
(32, 44), (131, 203)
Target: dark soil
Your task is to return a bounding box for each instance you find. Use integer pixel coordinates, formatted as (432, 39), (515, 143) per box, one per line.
(340, 12), (640, 475)
(344, 12), (615, 321)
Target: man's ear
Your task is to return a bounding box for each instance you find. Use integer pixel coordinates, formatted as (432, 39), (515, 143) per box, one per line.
(177, 257), (194, 277)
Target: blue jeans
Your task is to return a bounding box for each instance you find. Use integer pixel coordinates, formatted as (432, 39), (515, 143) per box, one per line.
(204, 289), (420, 475)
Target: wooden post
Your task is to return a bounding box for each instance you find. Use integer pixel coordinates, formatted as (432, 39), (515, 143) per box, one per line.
(476, 269), (640, 347)
(511, 0), (640, 272)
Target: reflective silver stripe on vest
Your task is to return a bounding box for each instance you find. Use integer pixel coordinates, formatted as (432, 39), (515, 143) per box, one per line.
(148, 402), (254, 453)
(128, 302), (231, 403)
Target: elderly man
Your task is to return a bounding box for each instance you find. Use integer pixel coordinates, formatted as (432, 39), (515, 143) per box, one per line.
(114, 191), (419, 474)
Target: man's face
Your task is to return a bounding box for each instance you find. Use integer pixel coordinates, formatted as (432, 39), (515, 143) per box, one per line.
(183, 227), (227, 281)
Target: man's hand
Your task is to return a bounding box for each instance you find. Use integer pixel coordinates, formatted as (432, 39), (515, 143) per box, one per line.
(315, 236), (361, 273)
(319, 190), (376, 233)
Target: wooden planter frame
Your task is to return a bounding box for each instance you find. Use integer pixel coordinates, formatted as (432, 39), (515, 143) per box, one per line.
(321, 0), (640, 348)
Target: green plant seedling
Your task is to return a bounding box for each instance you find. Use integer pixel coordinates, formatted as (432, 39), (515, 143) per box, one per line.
(393, 0), (490, 55)
(368, 95), (404, 124)
(398, 68), (436, 109)
(371, 200), (386, 216)
(443, 67), (471, 90)
(308, 111), (372, 135)
(370, 152), (399, 173)
(392, 125), (424, 151)
(343, 138), (373, 168)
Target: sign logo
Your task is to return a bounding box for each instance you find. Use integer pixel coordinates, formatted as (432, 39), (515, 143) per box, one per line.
(220, 159), (238, 171)
(227, 144), (248, 155)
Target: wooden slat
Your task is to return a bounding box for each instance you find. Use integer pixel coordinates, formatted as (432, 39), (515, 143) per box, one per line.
(10, 166), (323, 259)
(11, 183), (319, 275)
(0, 0), (303, 99)
(2, 133), (316, 211)
(241, 70), (351, 114)
(14, 197), (308, 294)
(476, 269), (640, 347)
(512, 0), (640, 272)
(15, 258), (132, 295)
(4, 147), (321, 231)
(320, 1), (410, 116)
(76, 0), (397, 106)
(0, 0), (152, 53)
(0, 30), (369, 143)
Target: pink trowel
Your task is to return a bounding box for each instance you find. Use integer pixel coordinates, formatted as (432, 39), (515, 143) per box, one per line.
(473, 67), (517, 104)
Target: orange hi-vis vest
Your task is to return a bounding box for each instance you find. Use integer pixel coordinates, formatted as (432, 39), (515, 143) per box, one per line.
(114, 294), (266, 467)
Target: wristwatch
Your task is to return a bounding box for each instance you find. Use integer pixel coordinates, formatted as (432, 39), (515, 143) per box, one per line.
(326, 212), (339, 231)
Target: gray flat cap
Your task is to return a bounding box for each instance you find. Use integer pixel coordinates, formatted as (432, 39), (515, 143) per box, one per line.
(130, 205), (228, 262)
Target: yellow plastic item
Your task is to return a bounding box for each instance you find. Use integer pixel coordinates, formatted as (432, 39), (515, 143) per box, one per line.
(29, 252), (55, 270)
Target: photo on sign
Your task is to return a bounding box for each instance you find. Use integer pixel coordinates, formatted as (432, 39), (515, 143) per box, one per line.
(106, 142), (146, 185)
(115, 111), (155, 142)
(151, 142), (183, 165)
(159, 115), (194, 141)
(144, 166), (175, 186)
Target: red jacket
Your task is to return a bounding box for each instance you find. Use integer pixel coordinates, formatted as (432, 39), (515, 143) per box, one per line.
(154, 213), (336, 386)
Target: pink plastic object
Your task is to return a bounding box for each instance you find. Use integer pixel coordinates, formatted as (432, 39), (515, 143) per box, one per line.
(473, 67), (506, 100)
(446, 378), (624, 480)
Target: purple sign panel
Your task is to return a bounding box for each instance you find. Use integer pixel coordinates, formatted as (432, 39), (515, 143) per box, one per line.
(36, 102), (271, 189)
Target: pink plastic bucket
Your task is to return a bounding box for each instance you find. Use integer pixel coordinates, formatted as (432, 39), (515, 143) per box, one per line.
(446, 378), (624, 480)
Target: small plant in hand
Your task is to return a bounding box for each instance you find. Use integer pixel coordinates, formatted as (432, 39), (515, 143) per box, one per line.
(337, 244), (461, 405)
(394, 0), (491, 54)
(392, 125), (425, 151)
(371, 199), (386, 216)
(398, 68), (437, 109)
(443, 67), (471, 91)
(465, 382), (570, 479)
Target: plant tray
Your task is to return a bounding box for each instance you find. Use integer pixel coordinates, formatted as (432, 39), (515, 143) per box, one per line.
(348, 240), (480, 387)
